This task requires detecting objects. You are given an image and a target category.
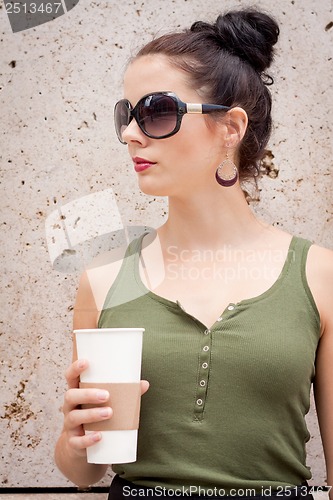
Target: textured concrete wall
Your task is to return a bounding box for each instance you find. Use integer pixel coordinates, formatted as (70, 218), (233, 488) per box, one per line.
(1, 0), (332, 489)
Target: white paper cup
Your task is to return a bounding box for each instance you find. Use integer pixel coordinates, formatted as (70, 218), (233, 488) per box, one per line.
(74, 328), (144, 464)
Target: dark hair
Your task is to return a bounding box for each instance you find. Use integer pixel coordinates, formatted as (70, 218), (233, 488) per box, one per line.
(135, 8), (280, 182)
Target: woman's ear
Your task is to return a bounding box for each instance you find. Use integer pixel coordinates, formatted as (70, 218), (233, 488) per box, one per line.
(224, 107), (248, 148)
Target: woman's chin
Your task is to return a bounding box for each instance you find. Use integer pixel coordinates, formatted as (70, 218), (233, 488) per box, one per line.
(137, 180), (170, 197)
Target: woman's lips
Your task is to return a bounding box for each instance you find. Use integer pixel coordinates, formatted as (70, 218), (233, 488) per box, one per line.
(133, 157), (156, 172)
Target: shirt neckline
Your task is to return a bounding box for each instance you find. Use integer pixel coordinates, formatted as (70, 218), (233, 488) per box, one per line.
(132, 232), (297, 324)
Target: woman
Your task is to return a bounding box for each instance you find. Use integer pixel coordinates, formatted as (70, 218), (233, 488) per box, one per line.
(55, 8), (333, 499)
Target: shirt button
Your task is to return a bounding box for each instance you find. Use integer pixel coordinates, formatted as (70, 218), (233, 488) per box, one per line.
(217, 316), (223, 321)
(196, 399), (203, 406)
(204, 329), (210, 335)
(202, 362), (208, 369)
(227, 304), (235, 311)
(203, 345), (209, 352)
(200, 380), (206, 387)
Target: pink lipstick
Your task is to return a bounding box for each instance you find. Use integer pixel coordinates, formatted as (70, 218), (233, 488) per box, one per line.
(133, 157), (156, 172)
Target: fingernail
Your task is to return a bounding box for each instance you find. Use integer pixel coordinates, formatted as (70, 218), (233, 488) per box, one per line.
(91, 432), (102, 442)
(99, 407), (111, 417)
(78, 359), (86, 369)
(97, 390), (109, 401)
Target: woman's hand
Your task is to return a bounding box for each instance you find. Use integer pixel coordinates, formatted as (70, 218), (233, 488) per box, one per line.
(62, 359), (110, 457)
(62, 358), (149, 458)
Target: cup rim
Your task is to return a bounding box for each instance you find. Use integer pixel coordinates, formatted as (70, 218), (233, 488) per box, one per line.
(74, 328), (145, 333)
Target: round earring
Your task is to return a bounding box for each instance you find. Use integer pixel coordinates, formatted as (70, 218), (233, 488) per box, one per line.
(215, 152), (238, 187)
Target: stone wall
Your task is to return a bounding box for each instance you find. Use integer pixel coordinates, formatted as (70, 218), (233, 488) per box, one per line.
(1, 0), (332, 488)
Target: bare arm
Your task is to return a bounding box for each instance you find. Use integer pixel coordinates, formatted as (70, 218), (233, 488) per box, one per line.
(54, 271), (109, 487)
(314, 328), (333, 496)
(54, 260), (149, 487)
(308, 246), (333, 496)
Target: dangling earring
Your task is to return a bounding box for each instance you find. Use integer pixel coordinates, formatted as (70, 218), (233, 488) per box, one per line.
(215, 152), (238, 187)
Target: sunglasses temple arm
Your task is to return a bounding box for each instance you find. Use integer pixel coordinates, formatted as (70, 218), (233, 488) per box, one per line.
(185, 103), (231, 114)
(186, 103), (204, 114)
(201, 104), (231, 113)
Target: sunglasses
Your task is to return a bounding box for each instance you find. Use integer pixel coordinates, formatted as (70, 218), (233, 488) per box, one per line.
(114, 91), (231, 144)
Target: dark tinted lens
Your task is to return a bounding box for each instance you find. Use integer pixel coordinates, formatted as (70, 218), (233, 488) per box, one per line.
(138, 94), (178, 138)
(114, 99), (131, 142)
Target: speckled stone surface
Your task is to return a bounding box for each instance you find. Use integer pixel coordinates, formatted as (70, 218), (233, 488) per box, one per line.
(1, 0), (332, 489)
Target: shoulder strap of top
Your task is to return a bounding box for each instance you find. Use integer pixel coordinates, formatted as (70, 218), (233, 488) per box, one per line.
(287, 236), (320, 320)
(99, 233), (320, 323)
(100, 232), (149, 311)
(289, 235), (311, 277)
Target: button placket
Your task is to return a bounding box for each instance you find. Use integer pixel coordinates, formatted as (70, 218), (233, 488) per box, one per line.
(193, 328), (212, 420)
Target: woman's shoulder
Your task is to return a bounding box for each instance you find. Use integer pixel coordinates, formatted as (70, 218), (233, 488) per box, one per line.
(73, 244), (129, 328)
(75, 230), (153, 316)
(306, 241), (333, 280)
(267, 227), (333, 334)
(85, 244), (130, 310)
(306, 242), (333, 336)
(271, 226), (333, 266)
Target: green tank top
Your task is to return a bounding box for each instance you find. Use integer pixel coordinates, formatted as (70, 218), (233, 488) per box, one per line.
(98, 233), (320, 492)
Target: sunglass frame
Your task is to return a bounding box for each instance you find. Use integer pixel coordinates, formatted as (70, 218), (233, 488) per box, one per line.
(114, 91), (231, 144)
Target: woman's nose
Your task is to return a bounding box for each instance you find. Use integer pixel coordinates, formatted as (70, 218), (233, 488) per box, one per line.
(121, 118), (148, 145)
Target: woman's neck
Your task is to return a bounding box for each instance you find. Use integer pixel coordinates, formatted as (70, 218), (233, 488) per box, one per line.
(158, 186), (270, 251)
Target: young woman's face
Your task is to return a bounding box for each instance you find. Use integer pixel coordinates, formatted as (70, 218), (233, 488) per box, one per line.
(121, 55), (227, 198)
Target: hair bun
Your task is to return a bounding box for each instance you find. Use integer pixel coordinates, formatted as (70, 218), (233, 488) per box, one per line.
(191, 9), (279, 73)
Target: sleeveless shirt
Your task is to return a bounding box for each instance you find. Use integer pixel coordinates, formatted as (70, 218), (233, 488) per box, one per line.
(98, 232), (320, 492)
